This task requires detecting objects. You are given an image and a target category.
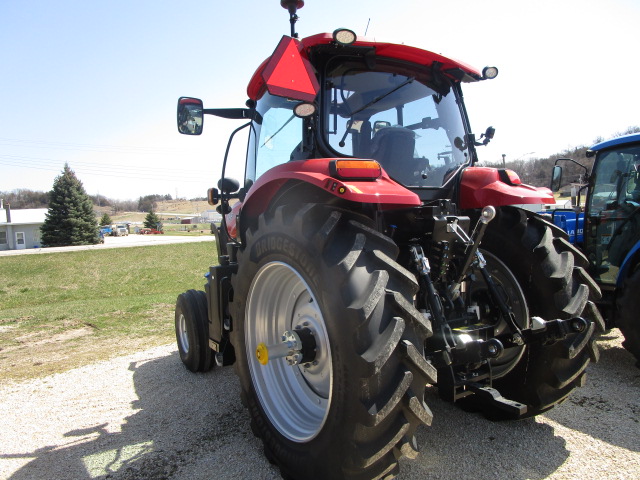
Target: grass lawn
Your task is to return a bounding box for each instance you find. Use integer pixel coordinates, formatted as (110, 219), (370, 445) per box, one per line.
(0, 242), (218, 381)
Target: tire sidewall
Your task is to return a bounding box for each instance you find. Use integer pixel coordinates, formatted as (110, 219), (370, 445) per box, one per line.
(231, 226), (355, 477)
(175, 292), (201, 371)
(175, 290), (211, 373)
(478, 207), (595, 412)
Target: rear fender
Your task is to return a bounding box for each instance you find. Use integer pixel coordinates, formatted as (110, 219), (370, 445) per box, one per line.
(238, 158), (420, 223)
(460, 167), (555, 209)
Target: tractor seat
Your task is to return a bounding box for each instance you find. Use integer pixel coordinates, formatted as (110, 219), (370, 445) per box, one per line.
(371, 127), (420, 184)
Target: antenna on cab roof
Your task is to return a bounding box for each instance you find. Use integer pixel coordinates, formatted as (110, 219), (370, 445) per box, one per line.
(280, 0), (304, 38)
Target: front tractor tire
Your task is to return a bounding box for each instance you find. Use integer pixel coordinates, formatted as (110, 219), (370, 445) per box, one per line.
(230, 204), (436, 480)
(175, 289), (215, 373)
(476, 206), (601, 417)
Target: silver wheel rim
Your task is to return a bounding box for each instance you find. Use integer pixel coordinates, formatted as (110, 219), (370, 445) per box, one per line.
(246, 261), (332, 442)
(177, 313), (189, 353)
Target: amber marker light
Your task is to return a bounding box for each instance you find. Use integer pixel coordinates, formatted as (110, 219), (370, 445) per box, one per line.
(330, 160), (382, 180)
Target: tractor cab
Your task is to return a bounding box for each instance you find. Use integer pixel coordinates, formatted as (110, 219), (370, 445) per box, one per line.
(243, 31), (498, 204)
(177, 29), (509, 219)
(584, 133), (640, 287)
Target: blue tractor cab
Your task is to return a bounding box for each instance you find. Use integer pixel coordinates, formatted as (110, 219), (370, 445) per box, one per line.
(550, 132), (640, 364)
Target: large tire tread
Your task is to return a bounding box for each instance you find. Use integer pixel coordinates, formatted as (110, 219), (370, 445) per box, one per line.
(230, 203), (433, 480)
(478, 207), (600, 417)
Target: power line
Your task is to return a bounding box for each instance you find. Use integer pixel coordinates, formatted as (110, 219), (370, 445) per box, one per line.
(0, 153), (209, 176)
(0, 137), (194, 155)
(0, 157), (215, 183)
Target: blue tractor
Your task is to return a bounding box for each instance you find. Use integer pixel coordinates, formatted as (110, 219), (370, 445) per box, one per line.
(550, 133), (640, 365)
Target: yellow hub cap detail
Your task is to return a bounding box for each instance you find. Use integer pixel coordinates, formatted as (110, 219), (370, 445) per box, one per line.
(256, 343), (269, 365)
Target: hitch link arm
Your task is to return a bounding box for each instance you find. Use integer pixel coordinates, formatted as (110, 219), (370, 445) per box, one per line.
(478, 257), (524, 339)
(450, 206), (523, 339)
(450, 206), (496, 298)
(522, 316), (588, 344)
(410, 246), (447, 329)
(410, 245), (456, 358)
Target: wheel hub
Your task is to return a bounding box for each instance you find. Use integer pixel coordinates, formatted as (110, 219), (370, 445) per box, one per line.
(256, 327), (317, 366)
(245, 261), (333, 441)
(177, 313), (189, 353)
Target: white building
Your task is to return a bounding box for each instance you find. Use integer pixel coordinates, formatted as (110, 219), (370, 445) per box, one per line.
(0, 201), (47, 251)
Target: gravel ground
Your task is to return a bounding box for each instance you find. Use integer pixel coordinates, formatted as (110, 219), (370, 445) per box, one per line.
(1, 332), (638, 480)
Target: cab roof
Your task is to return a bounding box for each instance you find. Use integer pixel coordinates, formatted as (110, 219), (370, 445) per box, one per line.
(247, 32), (483, 101)
(589, 132), (640, 153)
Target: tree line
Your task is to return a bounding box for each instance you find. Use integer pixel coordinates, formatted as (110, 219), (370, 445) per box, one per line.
(3, 164), (175, 247)
(0, 190), (174, 212)
(481, 126), (640, 189)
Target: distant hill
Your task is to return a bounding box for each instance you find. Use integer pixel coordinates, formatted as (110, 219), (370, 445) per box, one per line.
(154, 199), (211, 215)
(100, 199), (212, 223)
(0, 189), (48, 209)
(483, 125), (640, 189)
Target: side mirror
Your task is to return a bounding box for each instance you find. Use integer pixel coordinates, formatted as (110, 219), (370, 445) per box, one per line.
(474, 127), (495, 146)
(177, 97), (204, 135)
(484, 126), (495, 140)
(550, 165), (563, 192)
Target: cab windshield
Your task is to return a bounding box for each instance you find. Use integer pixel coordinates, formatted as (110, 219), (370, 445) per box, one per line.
(586, 144), (640, 285)
(324, 59), (470, 187)
(588, 146), (640, 214)
(246, 93), (304, 183)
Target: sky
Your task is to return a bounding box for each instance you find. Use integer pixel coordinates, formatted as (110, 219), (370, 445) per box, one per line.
(1, 0), (639, 201)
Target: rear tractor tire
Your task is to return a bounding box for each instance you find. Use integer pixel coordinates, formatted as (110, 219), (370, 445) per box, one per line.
(175, 289), (215, 373)
(230, 203), (436, 480)
(616, 268), (640, 367)
(471, 206), (601, 418)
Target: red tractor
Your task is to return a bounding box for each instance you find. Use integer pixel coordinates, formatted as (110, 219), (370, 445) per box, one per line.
(174, 3), (601, 479)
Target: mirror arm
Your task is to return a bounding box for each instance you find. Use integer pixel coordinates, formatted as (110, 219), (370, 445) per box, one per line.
(554, 157), (589, 178)
(219, 121), (252, 242)
(203, 108), (261, 122)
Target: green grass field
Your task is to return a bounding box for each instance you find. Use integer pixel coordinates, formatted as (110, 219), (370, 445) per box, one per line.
(0, 242), (218, 381)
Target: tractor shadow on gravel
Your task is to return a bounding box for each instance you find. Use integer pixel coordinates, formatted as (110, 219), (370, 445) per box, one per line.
(3, 351), (280, 480)
(7, 344), (632, 480)
(542, 332), (640, 453)
(399, 386), (570, 479)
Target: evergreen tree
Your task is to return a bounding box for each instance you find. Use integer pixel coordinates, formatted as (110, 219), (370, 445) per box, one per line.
(41, 164), (100, 247)
(144, 210), (162, 230)
(99, 213), (113, 226)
